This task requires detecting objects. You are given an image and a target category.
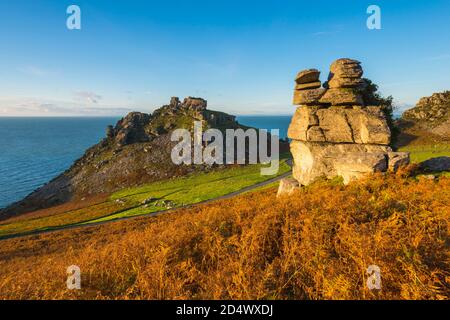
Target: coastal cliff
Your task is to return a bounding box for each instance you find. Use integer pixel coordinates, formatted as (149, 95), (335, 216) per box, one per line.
(0, 97), (249, 218)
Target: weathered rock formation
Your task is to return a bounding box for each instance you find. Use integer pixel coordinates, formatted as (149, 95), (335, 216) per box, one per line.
(279, 59), (410, 194)
(0, 97), (251, 218)
(402, 91), (450, 138)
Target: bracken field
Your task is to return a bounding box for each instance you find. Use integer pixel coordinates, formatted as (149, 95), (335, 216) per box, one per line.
(0, 167), (448, 300)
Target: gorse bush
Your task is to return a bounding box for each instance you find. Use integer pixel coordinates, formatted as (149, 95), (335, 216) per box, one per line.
(0, 172), (449, 300)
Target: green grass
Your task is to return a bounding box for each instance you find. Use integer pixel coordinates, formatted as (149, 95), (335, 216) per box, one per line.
(0, 160), (291, 238)
(87, 159), (291, 223)
(398, 144), (450, 163)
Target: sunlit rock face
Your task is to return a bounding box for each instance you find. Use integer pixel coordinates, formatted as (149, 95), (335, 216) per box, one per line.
(280, 58), (410, 194)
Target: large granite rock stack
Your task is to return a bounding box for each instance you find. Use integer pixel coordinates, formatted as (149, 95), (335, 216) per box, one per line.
(280, 59), (410, 193)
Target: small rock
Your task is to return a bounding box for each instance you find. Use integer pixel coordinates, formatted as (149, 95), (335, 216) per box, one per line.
(295, 81), (321, 90)
(277, 178), (300, 197)
(141, 197), (157, 205)
(334, 152), (388, 184)
(295, 69), (320, 84)
(419, 174), (436, 181)
(388, 152), (410, 172)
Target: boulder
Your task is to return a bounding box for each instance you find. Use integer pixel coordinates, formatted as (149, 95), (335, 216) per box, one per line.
(295, 81), (322, 90)
(277, 178), (300, 197)
(330, 59), (363, 78)
(319, 88), (364, 106)
(293, 88), (327, 105)
(295, 69), (320, 84)
(290, 141), (391, 185)
(419, 157), (450, 172)
(387, 152), (410, 171)
(287, 106), (391, 144)
(334, 152), (388, 184)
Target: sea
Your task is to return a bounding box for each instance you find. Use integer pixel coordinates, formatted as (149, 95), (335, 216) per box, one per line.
(0, 115), (291, 209)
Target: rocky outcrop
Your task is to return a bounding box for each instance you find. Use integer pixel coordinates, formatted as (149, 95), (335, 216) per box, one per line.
(402, 91), (450, 138)
(112, 112), (152, 146)
(280, 58), (410, 194)
(290, 141), (391, 185)
(288, 106), (391, 144)
(0, 97), (248, 218)
(403, 91), (450, 123)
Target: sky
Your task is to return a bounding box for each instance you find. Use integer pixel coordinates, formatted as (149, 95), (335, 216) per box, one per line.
(0, 0), (449, 116)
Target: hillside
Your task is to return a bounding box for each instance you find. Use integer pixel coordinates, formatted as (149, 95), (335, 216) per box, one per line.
(398, 91), (450, 146)
(0, 171), (448, 300)
(0, 159), (292, 239)
(0, 97), (262, 219)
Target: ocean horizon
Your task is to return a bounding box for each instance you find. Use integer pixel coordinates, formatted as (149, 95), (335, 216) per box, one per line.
(0, 115), (291, 209)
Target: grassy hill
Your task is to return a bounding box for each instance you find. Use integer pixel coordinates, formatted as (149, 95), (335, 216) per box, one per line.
(0, 113), (448, 300)
(0, 169), (448, 300)
(0, 97), (272, 218)
(0, 159), (291, 239)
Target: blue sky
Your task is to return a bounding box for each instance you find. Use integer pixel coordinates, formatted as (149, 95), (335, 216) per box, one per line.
(0, 0), (449, 116)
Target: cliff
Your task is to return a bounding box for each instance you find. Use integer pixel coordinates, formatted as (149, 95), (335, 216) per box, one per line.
(0, 97), (247, 218)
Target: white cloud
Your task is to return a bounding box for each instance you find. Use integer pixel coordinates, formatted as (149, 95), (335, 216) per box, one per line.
(74, 91), (103, 104)
(0, 97), (133, 117)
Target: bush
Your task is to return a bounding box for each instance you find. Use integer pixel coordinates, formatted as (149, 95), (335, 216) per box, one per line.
(0, 174), (448, 300)
(360, 78), (400, 147)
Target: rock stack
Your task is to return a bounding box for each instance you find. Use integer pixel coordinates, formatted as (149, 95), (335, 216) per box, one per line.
(278, 58), (410, 195)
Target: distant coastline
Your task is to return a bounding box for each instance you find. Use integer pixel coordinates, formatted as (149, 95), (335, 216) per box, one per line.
(0, 115), (292, 209)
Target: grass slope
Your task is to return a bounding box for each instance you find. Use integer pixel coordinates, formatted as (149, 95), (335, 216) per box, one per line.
(399, 144), (450, 163)
(0, 160), (291, 238)
(0, 171), (448, 300)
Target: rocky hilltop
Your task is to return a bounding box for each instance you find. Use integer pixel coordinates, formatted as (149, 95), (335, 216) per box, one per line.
(0, 97), (247, 218)
(279, 58), (410, 194)
(402, 91), (450, 138)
